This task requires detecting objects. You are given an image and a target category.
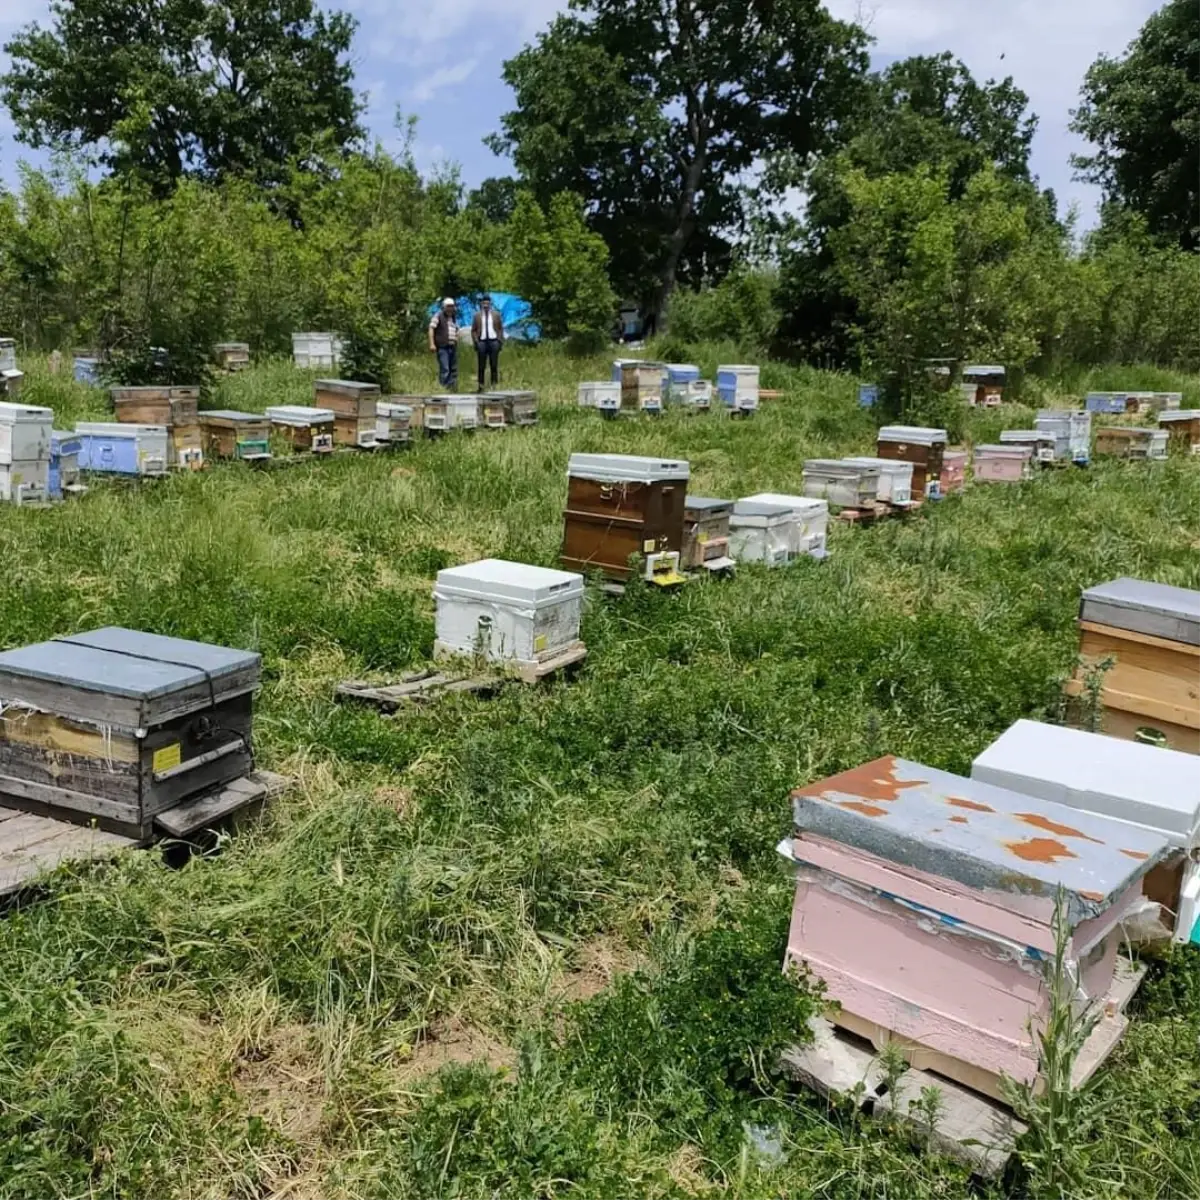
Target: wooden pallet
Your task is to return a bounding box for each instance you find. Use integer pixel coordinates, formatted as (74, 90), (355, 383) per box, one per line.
(0, 769), (289, 899)
(837, 501), (889, 524)
(436, 639), (587, 685)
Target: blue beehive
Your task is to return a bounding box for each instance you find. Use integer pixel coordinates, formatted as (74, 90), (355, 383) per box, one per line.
(1085, 392), (1129, 414)
(73, 356), (101, 386)
(858, 384), (879, 409)
(76, 423), (169, 475)
(48, 430), (82, 499)
(664, 363), (700, 404)
(717, 365), (759, 412)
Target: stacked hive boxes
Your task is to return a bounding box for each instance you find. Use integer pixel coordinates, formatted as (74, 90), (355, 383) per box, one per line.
(619, 362), (665, 415)
(876, 426), (946, 498)
(110, 386), (202, 469)
(375, 401), (412, 445)
(999, 429), (1056, 463)
(314, 380), (379, 448)
(0, 402), (52, 504)
(843, 457), (914, 506)
(939, 449), (968, 494)
(681, 497), (736, 573)
(0, 627), (261, 839)
(1036, 409), (1091, 464)
(213, 343), (250, 372)
(0, 338), (22, 395)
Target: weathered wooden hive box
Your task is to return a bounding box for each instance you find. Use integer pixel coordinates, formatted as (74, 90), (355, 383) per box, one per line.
(1159, 409), (1200, 453)
(1073, 577), (1199, 754)
(386, 395), (426, 433)
(974, 443), (1034, 482)
(664, 364), (701, 404)
(314, 379), (379, 447)
(682, 496), (735, 572)
(729, 500), (795, 567)
(802, 459), (879, 509)
(717, 364), (759, 414)
(578, 381), (620, 410)
(561, 453), (689, 580)
(48, 430), (82, 499)
(434, 559), (585, 667)
(479, 392), (508, 429)
(783, 755), (1168, 1096)
(1153, 392), (1182, 412)
(1095, 425), (1167, 460)
(962, 365), (1005, 406)
(876, 426), (947, 498)
(971, 720), (1200, 944)
(110, 387), (198, 427)
(741, 492), (829, 558)
(214, 342), (250, 371)
(939, 448), (968, 494)
(292, 332), (341, 369)
(494, 389), (537, 426)
(999, 429), (1056, 463)
(197, 411), (270, 460)
(619, 362), (665, 414)
(77, 422), (169, 476)
(841, 457), (913, 506)
(375, 401), (411, 444)
(0, 627), (260, 839)
(1036, 409), (1091, 463)
(266, 405), (335, 453)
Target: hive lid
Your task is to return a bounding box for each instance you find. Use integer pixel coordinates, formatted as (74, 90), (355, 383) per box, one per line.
(732, 500), (792, 522)
(843, 456), (913, 474)
(963, 364), (1006, 378)
(76, 422), (167, 436)
(685, 495), (733, 514)
(878, 425), (948, 444)
(1159, 409), (1200, 422)
(198, 410), (264, 423)
(976, 443), (1030, 455)
(567, 453), (689, 483)
(717, 364), (759, 372)
(434, 559), (584, 607)
(999, 430), (1054, 443)
(215, 342), (250, 351)
(791, 755), (1168, 926)
(803, 458), (878, 476)
(377, 401), (412, 416)
(266, 405), (335, 424)
(971, 720), (1200, 844)
(665, 364), (701, 379)
(314, 379), (380, 394)
(741, 492), (830, 517)
(0, 402), (52, 423)
(1080, 577), (1200, 645)
(51, 430), (80, 447)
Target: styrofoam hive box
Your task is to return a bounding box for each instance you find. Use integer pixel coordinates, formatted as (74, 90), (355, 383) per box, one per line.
(434, 559), (585, 665)
(0, 460), (48, 504)
(741, 492), (829, 558)
(578, 381), (620, 409)
(802, 459), (879, 508)
(1036, 410), (1091, 463)
(729, 500), (794, 567)
(717, 364), (759, 412)
(842, 457), (913, 505)
(0, 402), (53, 464)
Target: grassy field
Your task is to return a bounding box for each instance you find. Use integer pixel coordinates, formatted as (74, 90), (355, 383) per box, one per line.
(1, 346), (1198, 1200)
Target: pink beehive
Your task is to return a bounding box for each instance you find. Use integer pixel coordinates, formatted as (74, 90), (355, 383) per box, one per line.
(782, 756), (1167, 1097)
(973, 443), (1032, 483)
(939, 448), (968, 493)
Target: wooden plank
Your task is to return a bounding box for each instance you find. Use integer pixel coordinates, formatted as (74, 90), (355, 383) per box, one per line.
(153, 769), (290, 839)
(1079, 620), (1200, 657)
(336, 674), (501, 710)
(0, 816), (135, 899)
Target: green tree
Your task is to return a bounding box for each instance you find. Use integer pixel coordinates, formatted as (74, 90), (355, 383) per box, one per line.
(1071, 0), (1200, 250)
(490, 0), (868, 320)
(2, 0), (363, 190)
(507, 191), (615, 347)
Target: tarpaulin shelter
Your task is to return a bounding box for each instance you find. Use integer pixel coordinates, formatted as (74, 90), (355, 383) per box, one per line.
(426, 293), (541, 343)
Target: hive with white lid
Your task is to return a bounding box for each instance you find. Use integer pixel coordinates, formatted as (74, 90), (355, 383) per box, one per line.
(1036, 409), (1091, 463)
(0, 626), (261, 837)
(716, 364), (759, 414)
(1158, 409), (1200, 453)
(375, 400), (412, 444)
(0, 402), (52, 463)
(999, 429), (1056, 462)
(267, 405), (335, 453)
(973, 443), (1034, 482)
(561, 453), (689, 583)
(842, 456), (913, 506)
(876, 426), (947, 498)
(433, 559), (586, 674)
(740, 492), (829, 558)
(729, 500), (795, 567)
(801, 459), (879, 509)
(971, 720), (1200, 943)
(577, 381), (620, 411)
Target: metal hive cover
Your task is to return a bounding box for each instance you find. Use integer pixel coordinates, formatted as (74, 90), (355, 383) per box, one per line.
(791, 755), (1168, 925)
(877, 426), (948, 444)
(685, 495), (733, 514)
(199, 410), (263, 423)
(1080, 577), (1200, 646)
(567, 453), (689, 483)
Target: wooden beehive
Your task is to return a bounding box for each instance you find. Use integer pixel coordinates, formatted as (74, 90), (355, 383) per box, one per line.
(682, 496), (735, 572)
(170, 424), (204, 470)
(198, 411), (271, 460)
(971, 720), (1200, 944)
(783, 756), (1168, 1098)
(1159, 410), (1200, 453)
(1095, 426), (1168, 460)
(618, 362), (665, 414)
(561, 453), (689, 580)
(973, 444), (1034, 483)
(876, 426), (947, 498)
(478, 392), (508, 429)
(314, 380), (378, 422)
(213, 342), (250, 372)
(1071, 578), (1199, 755)
(375, 401), (412, 444)
(110, 387), (199, 427)
(0, 627), (260, 838)
(266, 406), (335, 453)
(494, 390), (537, 426)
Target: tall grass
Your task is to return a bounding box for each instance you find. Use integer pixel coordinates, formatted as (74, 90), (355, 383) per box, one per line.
(0, 350), (1196, 1198)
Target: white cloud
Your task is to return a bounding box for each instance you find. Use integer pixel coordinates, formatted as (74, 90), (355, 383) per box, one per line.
(409, 59), (480, 103)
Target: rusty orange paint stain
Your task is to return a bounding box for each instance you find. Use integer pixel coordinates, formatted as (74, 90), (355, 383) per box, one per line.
(1005, 837), (1078, 864)
(1015, 812), (1103, 844)
(794, 756), (926, 806)
(1120, 849), (1149, 861)
(1080, 890), (1104, 901)
(836, 800), (888, 818)
(948, 815), (969, 824)
(948, 796), (995, 813)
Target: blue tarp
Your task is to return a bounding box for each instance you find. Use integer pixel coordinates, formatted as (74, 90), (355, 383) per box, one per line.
(426, 292), (541, 343)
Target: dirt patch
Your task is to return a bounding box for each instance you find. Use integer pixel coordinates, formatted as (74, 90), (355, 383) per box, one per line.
(233, 1023), (326, 1142)
(667, 1143), (716, 1194)
(555, 934), (645, 1003)
(396, 1015), (515, 1085)
(373, 784), (412, 814)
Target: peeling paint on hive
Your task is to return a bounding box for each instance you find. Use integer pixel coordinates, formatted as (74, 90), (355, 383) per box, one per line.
(1120, 849), (1149, 861)
(837, 800), (888, 818)
(948, 796), (995, 813)
(1005, 837), (1078, 864)
(1015, 812), (1103, 844)
(949, 816), (969, 825)
(793, 756), (925, 805)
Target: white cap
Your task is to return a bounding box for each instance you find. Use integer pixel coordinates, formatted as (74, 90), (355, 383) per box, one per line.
(442, 297), (454, 307)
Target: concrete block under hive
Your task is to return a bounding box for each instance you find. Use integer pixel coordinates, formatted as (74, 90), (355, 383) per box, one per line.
(1072, 577), (1199, 755)
(973, 444), (1034, 483)
(876, 426), (947, 498)
(266, 406), (335, 453)
(682, 496), (735, 573)
(560, 453), (689, 584)
(740, 493), (829, 559)
(198, 411), (271, 461)
(1158, 410), (1200, 454)
(0, 627), (261, 838)
(971, 720), (1200, 944)
(782, 755), (1168, 1098)
(313, 379), (379, 447)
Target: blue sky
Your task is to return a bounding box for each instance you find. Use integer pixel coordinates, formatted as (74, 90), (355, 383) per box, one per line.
(0, 0), (1161, 228)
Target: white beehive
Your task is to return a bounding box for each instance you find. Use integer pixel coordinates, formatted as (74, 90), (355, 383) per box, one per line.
(266, 405), (335, 426)
(578, 381), (620, 409)
(0, 402), (53, 464)
(0, 459), (48, 504)
(740, 492), (829, 558)
(1036, 410), (1091, 463)
(802, 459), (879, 509)
(1000, 429), (1057, 462)
(729, 500), (795, 567)
(291, 332), (342, 369)
(433, 559), (585, 666)
(0, 339), (15, 373)
(971, 720), (1200, 943)
(842, 457), (914, 505)
(717, 365), (759, 413)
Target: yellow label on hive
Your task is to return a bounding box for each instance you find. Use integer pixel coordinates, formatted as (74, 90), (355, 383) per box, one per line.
(643, 539), (656, 553)
(697, 532), (708, 543)
(152, 743), (182, 773)
(534, 634), (548, 652)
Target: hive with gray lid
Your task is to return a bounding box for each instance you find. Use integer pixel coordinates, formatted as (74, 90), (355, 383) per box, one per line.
(0, 627), (261, 836)
(1081, 578), (1200, 646)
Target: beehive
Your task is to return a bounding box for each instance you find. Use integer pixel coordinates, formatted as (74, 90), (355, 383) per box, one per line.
(664, 364), (701, 404)
(266, 406), (335, 453)
(434, 559), (585, 668)
(682, 497), (735, 572)
(1095, 426), (1168, 460)
(1072, 578), (1199, 755)
(313, 380), (379, 447)
(214, 342), (250, 371)
(939, 449), (968, 494)
(683, 380), (713, 410)
(375, 401), (412, 444)
(170, 424), (204, 470)
(717, 365), (759, 414)
(110, 387), (198, 427)
(858, 385), (879, 409)
(999, 430), (1056, 463)
(974, 444), (1034, 482)
(619, 362), (665, 414)
(842, 457), (914, 506)
(493, 390), (537, 426)
(1086, 393), (1132, 414)
(1036, 410), (1091, 463)
(740, 493), (829, 558)
(0, 627), (260, 838)
(876, 426), (947, 498)
(0, 339), (14, 373)
(729, 501), (795, 567)
(0, 402), (52, 465)
(48, 430), (81, 499)
(77, 423), (170, 475)
(197, 411), (271, 460)
(1158, 410), (1200, 453)
(292, 332), (342, 369)
(479, 392), (508, 429)
(783, 756), (1167, 1096)
(802, 459), (879, 509)
(561, 454), (689, 581)
(578, 381), (620, 410)
(971, 720), (1200, 944)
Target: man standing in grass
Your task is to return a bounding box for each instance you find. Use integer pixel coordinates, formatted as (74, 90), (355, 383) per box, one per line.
(471, 294), (504, 392)
(429, 297), (458, 390)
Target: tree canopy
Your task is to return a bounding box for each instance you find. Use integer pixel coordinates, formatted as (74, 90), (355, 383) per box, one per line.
(2, 0), (363, 189)
(490, 0), (869, 316)
(1071, 0), (1199, 251)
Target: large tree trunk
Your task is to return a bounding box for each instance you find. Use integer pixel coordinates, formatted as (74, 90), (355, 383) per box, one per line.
(655, 106), (707, 329)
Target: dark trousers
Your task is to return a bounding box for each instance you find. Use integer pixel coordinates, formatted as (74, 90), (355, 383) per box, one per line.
(436, 344), (458, 389)
(476, 340), (500, 389)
